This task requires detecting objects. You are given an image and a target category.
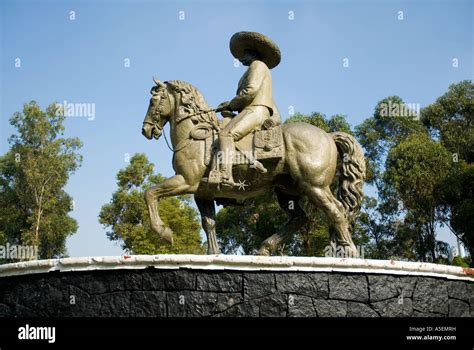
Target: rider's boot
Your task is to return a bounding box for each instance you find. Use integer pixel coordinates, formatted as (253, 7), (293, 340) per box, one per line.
(219, 134), (237, 188)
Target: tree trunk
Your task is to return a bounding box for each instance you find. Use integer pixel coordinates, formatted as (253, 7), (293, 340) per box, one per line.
(34, 186), (45, 254)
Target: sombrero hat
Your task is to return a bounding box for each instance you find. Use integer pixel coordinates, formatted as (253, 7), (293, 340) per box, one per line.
(230, 31), (281, 69)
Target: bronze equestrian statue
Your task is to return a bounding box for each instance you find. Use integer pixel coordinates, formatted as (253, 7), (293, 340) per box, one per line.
(141, 32), (366, 256)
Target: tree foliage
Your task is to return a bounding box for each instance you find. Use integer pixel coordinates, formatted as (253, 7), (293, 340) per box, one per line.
(384, 133), (451, 261)
(0, 101), (82, 259)
(99, 153), (204, 254)
(444, 163), (474, 259)
(419, 81), (474, 261)
(355, 96), (453, 261)
(421, 80), (473, 163)
(355, 82), (473, 264)
(286, 112), (353, 134)
(355, 96), (425, 184)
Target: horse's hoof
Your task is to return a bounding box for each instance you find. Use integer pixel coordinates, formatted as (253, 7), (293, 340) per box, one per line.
(257, 246), (271, 256)
(207, 246), (220, 255)
(161, 227), (174, 245)
(348, 245), (359, 258)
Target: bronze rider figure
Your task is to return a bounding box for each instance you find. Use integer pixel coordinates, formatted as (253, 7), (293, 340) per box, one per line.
(217, 32), (282, 187)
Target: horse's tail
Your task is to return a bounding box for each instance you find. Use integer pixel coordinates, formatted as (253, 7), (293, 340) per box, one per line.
(331, 132), (366, 226)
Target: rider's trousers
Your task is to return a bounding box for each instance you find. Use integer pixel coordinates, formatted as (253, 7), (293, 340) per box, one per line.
(220, 105), (270, 140)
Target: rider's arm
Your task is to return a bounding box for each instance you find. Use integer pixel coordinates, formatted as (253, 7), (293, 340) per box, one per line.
(229, 61), (265, 111)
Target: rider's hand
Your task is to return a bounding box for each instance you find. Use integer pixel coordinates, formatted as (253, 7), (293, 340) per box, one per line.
(217, 101), (231, 112)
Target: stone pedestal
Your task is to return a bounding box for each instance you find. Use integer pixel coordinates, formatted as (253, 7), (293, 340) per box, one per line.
(0, 255), (472, 317)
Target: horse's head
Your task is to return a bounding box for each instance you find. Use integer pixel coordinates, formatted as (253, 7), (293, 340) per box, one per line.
(142, 78), (173, 140)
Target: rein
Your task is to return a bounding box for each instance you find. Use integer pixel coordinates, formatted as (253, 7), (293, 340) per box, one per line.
(175, 108), (219, 124)
(163, 128), (175, 152)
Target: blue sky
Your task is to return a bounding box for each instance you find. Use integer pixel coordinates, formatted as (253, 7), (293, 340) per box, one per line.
(1, 0), (472, 257)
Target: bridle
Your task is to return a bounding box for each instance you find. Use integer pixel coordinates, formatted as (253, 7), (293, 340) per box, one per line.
(143, 86), (170, 138)
(144, 83), (222, 153)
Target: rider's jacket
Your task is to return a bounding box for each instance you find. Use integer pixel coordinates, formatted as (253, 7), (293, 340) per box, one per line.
(229, 60), (280, 120)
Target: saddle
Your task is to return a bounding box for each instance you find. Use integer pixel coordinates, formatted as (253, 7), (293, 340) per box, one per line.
(253, 118), (284, 160)
(202, 117), (284, 185)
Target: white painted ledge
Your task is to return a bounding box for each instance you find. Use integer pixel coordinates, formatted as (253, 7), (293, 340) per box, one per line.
(0, 255), (473, 281)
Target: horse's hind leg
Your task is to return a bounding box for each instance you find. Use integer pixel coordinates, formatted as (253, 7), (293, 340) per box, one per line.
(303, 185), (358, 257)
(194, 196), (220, 255)
(258, 189), (308, 256)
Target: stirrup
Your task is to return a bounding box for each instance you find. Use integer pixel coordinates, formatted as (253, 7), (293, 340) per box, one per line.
(220, 170), (237, 188)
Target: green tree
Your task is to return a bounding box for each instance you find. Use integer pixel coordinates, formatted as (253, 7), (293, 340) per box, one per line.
(354, 96), (458, 262)
(385, 133), (452, 261)
(421, 80), (474, 264)
(0, 101), (82, 259)
(99, 153), (204, 254)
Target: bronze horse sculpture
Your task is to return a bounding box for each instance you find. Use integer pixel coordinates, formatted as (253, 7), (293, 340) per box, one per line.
(141, 79), (366, 256)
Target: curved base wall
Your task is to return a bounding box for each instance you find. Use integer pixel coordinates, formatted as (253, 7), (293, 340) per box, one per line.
(0, 255), (472, 317)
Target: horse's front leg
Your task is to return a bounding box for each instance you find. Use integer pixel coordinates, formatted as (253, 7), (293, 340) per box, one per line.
(145, 174), (195, 244)
(194, 196), (220, 255)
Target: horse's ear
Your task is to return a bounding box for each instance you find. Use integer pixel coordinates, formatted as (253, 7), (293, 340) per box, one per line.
(153, 76), (166, 88)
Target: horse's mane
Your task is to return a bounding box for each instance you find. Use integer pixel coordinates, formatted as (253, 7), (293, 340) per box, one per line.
(166, 80), (217, 124)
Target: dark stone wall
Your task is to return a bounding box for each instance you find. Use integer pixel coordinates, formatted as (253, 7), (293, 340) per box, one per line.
(0, 268), (472, 317)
